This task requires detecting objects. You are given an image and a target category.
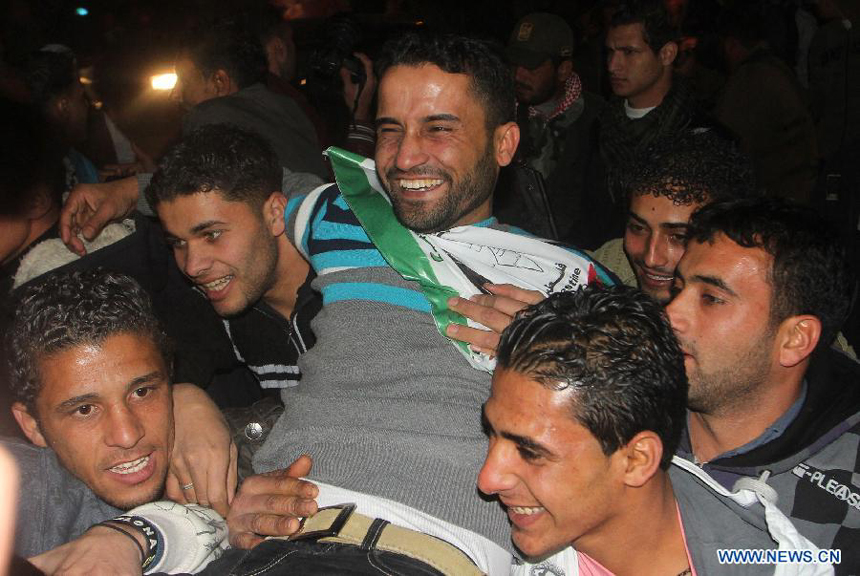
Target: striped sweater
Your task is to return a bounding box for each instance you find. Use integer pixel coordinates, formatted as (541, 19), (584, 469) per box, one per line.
(254, 182), (610, 550)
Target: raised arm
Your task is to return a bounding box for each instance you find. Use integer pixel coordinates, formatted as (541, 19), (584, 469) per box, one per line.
(167, 384), (238, 518)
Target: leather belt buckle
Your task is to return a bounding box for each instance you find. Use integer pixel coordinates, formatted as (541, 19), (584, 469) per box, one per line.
(288, 503), (356, 542)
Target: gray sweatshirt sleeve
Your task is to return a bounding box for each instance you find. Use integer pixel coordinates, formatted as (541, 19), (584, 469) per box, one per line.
(137, 173), (154, 215)
(281, 167), (326, 197)
(4, 439), (121, 558)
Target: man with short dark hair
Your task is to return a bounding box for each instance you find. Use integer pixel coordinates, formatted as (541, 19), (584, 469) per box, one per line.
(3, 269), (226, 574)
(600, 0), (702, 211)
(146, 124), (319, 392)
(480, 285), (824, 575)
(668, 198), (859, 573)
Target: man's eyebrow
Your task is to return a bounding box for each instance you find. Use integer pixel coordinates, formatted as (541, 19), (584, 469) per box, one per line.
(425, 114), (460, 123)
(126, 370), (166, 390)
(691, 274), (738, 297)
(56, 393), (99, 412)
(481, 405), (493, 435)
(628, 212), (690, 230)
(500, 431), (554, 458)
(375, 114), (461, 127)
(55, 371), (165, 412)
(660, 222), (691, 231)
(627, 211), (647, 224)
(190, 220), (225, 235)
(375, 117), (400, 128)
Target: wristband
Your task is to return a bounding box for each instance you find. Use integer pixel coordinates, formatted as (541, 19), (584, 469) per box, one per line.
(94, 521), (145, 564)
(107, 515), (161, 570)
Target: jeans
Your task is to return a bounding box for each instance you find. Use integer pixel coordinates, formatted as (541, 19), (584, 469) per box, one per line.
(196, 540), (447, 575)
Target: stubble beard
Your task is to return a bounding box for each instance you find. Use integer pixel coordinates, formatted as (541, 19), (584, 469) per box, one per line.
(106, 476), (168, 511)
(220, 232), (280, 319)
(386, 142), (497, 234)
(686, 333), (775, 417)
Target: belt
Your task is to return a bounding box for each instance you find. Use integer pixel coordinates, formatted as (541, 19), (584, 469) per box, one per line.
(283, 503), (485, 576)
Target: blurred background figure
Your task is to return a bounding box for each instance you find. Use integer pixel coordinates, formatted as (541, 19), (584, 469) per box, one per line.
(714, 7), (818, 204)
(495, 12), (607, 248)
(254, 5), (330, 148)
(171, 18), (326, 178)
(25, 46), (98, 189)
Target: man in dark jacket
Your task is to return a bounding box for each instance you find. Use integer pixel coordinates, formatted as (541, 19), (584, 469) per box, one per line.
(599, 0), (702, 238)
(498, 13), (606, 247)
(667, 198), (859, 574)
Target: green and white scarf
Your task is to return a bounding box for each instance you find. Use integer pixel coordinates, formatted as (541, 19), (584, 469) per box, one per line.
(296, 148), (608, 372)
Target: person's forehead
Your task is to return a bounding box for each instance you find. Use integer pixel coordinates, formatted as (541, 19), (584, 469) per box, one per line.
(174, 55), (203, 78)
(489, 370), (579, 433)
(681, 234), (773, 291)
(378, 64), (482, 117)
(519, 58), (556, 74)
(159, 191), (255, 227)
(489, 369), (607, 460)
(629, 194), (700, 225)
(607, 22), (649, 48)
(36, 333), (166, 408)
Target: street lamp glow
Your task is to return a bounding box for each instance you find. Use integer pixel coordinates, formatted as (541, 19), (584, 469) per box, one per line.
(151, 73), (177, 91)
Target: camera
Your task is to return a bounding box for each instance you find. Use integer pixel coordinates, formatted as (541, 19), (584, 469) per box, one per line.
(308, 16), (366, 85)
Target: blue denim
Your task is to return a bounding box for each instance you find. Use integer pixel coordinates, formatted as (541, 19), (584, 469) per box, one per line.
(195, 539), (446, 575)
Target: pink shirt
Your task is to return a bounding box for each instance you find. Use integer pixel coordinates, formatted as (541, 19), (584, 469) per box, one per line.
(576, 503), (697, 576)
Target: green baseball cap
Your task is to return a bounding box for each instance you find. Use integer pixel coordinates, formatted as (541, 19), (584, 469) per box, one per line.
(507, 12), (574, 70)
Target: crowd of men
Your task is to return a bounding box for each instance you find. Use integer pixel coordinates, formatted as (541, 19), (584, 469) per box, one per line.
(1, 0), (858, 575)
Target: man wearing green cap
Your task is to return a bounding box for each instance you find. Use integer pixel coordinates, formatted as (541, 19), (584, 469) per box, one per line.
(501, 12), (607, 248)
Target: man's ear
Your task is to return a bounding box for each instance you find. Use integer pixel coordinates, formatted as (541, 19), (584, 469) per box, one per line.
(493, 122), (520, 167)
(619, 430), (663, 488)
(777, 315), (821, 368)
(263, 192), (288, 237)
(212, 69), (234, 96)
(26, 187), (56, 220)
(556, 60), (573, 83)
(48, 96), (69, 124)
(265, 37), (287, 69)
(658, 41), (678, 67)
(11, 403), (47, 448)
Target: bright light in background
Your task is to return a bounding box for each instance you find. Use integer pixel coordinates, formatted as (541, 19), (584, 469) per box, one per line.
(75, 7), (89, 16)
(151, 73), (177, 91)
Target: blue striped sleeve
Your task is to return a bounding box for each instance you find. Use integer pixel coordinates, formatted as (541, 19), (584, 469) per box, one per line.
(321, 282), (431, 313)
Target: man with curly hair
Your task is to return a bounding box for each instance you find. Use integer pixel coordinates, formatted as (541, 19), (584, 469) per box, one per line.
(593, 127), (755, 304)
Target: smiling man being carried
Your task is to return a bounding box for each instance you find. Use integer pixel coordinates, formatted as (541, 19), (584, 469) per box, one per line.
(188, 32), (612, 576)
